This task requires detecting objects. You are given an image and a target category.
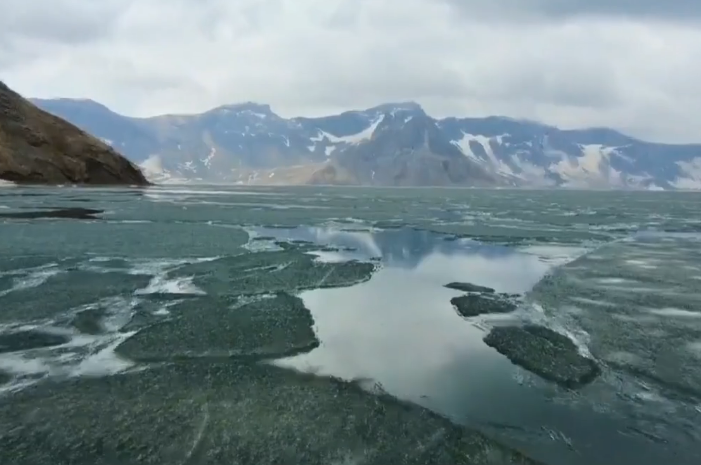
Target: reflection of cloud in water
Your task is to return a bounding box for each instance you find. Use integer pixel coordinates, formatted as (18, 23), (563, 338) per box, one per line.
(275, 243), (550, 402)
(314, 229), (382, 258)
(266, 224), (593, 437)
(417, 252), (549, 294)
(273, 239), (677, 465)
(275, 269), (498, 401)
(267, 225), (573, 405)
(253, 225), (574, 274)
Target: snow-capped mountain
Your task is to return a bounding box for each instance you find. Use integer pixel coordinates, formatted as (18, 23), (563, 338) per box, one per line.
(31, 98), (701, 189)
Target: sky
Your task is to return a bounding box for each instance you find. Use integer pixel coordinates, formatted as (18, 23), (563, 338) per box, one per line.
(1, 0), (701, 143)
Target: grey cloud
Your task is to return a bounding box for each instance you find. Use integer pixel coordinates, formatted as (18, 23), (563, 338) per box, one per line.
(442, 0), (701, 21)
(2, 0), (701, 143)
(537, 0), (701, 19)
(481, 69), (621, 109)
(0, 0), (127, 46)
(323, 1), (363, 29)
(537, 0), (701, 20)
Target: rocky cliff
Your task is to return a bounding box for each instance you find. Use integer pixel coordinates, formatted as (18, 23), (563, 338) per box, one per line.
(0, 82), (148, 185)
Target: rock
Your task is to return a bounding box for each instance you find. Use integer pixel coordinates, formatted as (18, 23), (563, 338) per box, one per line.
(0, 81), (149, 185)
(498, 293), (522, 299)
(275, 241), (318, 252)
(0, 330), (69, 354)
(450, 294), (516, 317)
(0, 362), (543, 465)
(71, 309), (105, 335)
(319, 246), (357, 252)
(445, 282), (495, 293)
(0, 370), (10, 385)
(251, 236), (276, 241)
(483, 325), (600, 389)
(372, 221), (406, 230)
(115, 293), (319, 362)
(0, 208), (102, 220)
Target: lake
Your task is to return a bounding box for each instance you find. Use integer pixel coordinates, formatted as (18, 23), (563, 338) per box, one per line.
(1, 184), (700, 464)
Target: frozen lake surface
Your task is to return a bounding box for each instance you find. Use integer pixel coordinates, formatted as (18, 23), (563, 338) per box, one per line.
(1, 185), (700, 464)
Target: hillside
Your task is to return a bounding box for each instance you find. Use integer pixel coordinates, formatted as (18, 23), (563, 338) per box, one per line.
(0, 82), (148, 185)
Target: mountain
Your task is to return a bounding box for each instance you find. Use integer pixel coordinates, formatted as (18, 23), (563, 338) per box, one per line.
(0, 83), (148, 185)
(312, 105), (495, 186)
(30, 98), (701, 189)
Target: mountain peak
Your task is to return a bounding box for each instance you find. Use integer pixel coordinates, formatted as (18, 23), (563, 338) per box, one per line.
(368, 101), (424, 115)
(212, 102), (273, 116)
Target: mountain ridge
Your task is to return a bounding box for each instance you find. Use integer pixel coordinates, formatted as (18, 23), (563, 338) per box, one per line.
(30, 97), (701, 189)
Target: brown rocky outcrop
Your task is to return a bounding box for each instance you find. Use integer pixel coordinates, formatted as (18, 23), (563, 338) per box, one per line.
(0, 81), (149, 185)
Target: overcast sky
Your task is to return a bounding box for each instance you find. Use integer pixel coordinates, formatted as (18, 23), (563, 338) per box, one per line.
(1, 0), (700, 143)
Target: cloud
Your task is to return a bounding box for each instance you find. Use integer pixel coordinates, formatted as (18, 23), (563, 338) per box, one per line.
(1, 0), (701, 143)
(0, 0), (122, 44)
(442, 0), (701, 22)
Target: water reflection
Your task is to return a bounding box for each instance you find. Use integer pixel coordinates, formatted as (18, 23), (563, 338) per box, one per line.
(253, 225), (549, 275)
(267, 228), (574, 457)
(275, 251), (549, 395)
(258, 227), (550, 398)
(264, 226), (687, 465)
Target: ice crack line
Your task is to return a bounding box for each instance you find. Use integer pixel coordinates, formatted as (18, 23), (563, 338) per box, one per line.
(181, 401), (210, 465)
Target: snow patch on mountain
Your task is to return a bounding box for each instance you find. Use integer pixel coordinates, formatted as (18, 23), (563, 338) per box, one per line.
(139, 155), (188, 184)
(509, 154), (555, 186)
(451, 132), (515, 177)
(139, 155), (170, 182)
(241, 110), (267, 119)
(179, 161), (197, 173)
(448, 134), (655, 188)
(671, 157), (701, 190)
(313, 115), (385, 145)
(547, 144), (638, 188)
(202, 147), (216, 167)
(550, 144), (611, 185)
(450, 132), (482, 163)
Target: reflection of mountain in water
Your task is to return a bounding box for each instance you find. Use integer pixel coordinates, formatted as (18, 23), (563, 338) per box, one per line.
(256, 226), (512, 269)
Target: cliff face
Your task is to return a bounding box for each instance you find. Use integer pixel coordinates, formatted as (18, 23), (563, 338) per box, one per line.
(0, 81), (149, 185)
